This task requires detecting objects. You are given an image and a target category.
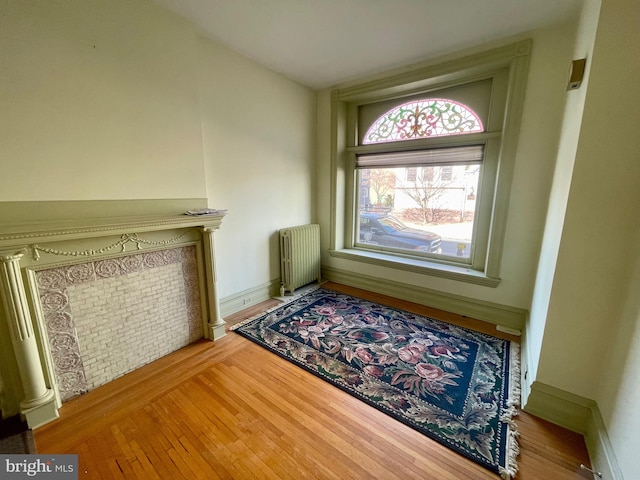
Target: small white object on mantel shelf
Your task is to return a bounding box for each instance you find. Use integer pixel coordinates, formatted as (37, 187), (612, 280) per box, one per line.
(184, 208), (228, 216)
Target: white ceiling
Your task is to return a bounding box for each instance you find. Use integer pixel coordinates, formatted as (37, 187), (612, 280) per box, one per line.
(153, 0), (582, 89)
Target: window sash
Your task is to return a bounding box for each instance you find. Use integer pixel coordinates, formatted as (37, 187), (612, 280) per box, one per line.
(356, 145), (484, 169)
(354, 162), (480, 266)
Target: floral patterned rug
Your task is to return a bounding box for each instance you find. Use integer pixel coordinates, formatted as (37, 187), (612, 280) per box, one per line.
(232, 288), (520, 478)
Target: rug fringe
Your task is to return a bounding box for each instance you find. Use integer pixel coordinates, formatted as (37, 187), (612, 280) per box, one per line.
(499, 341), (521, 479)
(507, 341), (522, 408)
(499, 425), (521, 479)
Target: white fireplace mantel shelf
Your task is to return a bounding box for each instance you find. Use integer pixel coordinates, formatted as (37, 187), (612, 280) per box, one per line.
(0, 213), (225, 250)
(0, 211), (227, 429)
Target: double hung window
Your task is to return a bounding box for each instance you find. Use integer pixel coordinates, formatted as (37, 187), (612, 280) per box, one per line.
(329, 41), (531, 285)
(356, 96), (487, 263)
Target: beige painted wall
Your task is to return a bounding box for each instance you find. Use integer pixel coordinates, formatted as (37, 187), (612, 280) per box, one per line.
(533, 0), (640, 476)
(196, 36), (316, 298)
(526, 0), (601, 390)
(598, 244), (640, 479)
(316, 22), (577, 312)
(0, 0), (207, 200)
(0, 0), (209, 418)
(535, 0), (640, 400)
(0, 0), (316, 299)
(0, 0), (316, 418)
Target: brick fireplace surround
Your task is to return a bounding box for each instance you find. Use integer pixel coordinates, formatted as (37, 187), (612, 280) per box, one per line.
(0, 212), (226, 428)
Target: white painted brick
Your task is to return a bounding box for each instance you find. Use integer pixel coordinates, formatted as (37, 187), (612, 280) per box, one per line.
(68, 261), (195, 391)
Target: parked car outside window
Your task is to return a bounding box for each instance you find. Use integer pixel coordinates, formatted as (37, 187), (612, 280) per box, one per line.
(359, 213), (442, 254)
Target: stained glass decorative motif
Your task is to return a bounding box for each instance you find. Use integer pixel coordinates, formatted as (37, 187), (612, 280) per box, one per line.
(363, 98), (483, 145)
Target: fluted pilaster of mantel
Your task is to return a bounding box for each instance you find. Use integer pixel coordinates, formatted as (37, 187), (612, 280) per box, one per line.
(200, 227), (226, 340)
(0, 250), (57, 427)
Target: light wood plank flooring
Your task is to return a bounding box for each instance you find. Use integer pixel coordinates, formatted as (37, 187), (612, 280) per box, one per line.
(35, 282), (592, 479)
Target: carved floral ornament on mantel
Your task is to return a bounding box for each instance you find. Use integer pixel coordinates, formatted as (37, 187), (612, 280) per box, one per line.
(29, 231), (190, 261)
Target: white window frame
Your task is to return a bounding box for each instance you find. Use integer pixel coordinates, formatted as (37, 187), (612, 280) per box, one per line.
(328, 40), (531, 287)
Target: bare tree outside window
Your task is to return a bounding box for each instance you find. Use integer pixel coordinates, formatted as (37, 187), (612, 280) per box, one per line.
(368, 169), (397, 207)
(402, 167), (452, 224)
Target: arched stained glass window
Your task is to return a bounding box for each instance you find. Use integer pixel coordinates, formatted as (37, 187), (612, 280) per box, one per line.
(363, 98), (484, 145)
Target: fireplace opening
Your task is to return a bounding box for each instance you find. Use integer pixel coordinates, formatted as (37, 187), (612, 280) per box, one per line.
(35, 245), (203, 402)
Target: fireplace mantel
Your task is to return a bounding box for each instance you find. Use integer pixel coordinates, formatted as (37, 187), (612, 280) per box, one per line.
(0, 211), (226, 428)
(0, 213), (224, 249)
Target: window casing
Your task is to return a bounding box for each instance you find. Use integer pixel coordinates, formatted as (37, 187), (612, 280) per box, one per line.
(328, 41), (531, 286)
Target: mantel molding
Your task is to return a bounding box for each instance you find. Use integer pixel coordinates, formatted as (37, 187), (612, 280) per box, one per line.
(0, 213), (225, 250)
(0, 211), (228, 428)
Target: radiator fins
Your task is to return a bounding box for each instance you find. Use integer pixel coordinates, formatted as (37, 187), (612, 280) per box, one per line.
(279, 224), (321, 295)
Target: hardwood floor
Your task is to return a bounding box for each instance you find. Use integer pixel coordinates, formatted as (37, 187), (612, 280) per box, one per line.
(34, 282), (592, 479)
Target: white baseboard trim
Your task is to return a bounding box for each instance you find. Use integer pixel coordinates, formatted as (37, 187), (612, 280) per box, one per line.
(322, 265), (527, 330)
(219, 280), (278, 318)
(584, 405), (625, 480)
(524, 381), (594, 433)
(523, 381), (623, 479)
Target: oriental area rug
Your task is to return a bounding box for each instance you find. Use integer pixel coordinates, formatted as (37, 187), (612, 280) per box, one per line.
(232, 288), (521, 478)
